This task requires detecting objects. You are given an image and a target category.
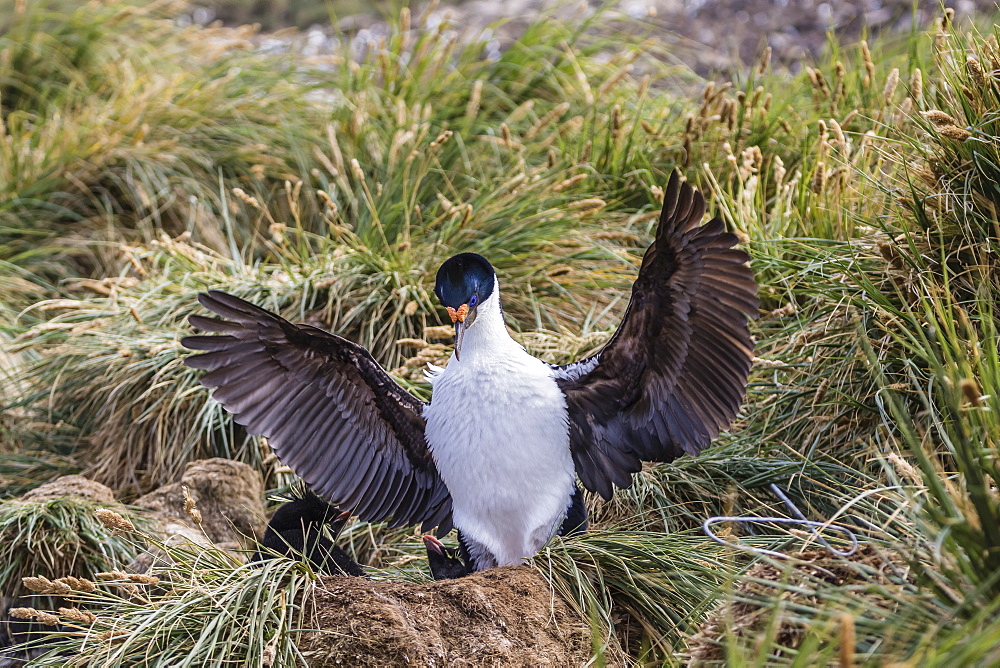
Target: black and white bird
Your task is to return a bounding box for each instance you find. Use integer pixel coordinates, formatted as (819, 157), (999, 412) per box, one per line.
(182, 172), (758, 573)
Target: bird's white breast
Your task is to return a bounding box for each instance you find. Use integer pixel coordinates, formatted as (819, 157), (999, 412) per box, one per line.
(423, 346), (575, 567)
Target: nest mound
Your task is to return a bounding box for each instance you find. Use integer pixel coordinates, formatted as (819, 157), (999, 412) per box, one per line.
(298, 566), (596, 667)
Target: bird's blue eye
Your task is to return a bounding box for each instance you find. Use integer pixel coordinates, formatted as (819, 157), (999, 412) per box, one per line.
(469, 295), (478, 308)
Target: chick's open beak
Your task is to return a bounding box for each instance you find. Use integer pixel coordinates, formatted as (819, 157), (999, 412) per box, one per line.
(423, 534), (445, 556)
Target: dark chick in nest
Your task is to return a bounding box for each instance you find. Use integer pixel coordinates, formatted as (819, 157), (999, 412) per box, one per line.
(251, 488), (365, 577)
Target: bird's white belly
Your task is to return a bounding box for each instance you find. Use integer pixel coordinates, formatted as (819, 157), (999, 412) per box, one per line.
(424, 356), (575, 567)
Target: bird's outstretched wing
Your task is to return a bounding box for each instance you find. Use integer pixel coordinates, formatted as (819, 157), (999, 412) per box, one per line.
(552, 172), (759, 499)
(182, 291), (453, 534)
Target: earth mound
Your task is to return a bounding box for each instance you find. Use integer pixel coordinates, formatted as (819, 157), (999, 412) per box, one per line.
(298, 566), (604, 667)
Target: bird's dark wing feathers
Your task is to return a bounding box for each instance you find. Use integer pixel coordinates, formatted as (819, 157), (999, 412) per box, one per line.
(182, 291), (453, 534)
(553, 172), (759, 499)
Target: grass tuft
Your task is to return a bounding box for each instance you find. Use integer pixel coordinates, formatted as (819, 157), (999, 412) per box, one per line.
(0, 496), (138, 606)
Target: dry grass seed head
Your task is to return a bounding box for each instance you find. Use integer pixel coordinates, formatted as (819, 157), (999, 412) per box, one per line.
(554, 174), (587, 192)
(938, 125), (972, 141)
(883, 68), (900, 103)
(57, 576), (98, 593)
(59, 607), (98, 624)
(182, 484), (203, 526)
(834, 61), (847, 100)
(23, 575), (69, 595)
(887, 453), (922, 483)
(9, 607), (61, 626)
(909, 68), (923, 105)
(95, 508), (135, 533)
(808, 67), (831, 99)
(8, 607), (39, 620)
(429, 130), (452, 150)
(756, 46), (772, 75)
(861, 41), (875, 87)
(465, 79), (483, 122)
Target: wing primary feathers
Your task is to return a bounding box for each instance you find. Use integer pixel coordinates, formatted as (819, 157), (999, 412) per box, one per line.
(555, 170), (758, 498)
(187, 315), (245, 335)
(182, 291), (452, 531)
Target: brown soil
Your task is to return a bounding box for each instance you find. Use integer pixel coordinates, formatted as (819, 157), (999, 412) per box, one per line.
(18, 475), (116, 504)
(132, 458), (265, 547)
(297, 566), (607, 667)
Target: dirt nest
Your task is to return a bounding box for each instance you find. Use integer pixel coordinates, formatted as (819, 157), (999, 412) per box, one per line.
(133, 458), (264, 547)
(297, 566), (601, 667)
(686, 544), (910, 664)
(18, 475), (116, 504)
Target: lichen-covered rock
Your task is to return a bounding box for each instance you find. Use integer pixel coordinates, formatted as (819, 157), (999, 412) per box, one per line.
(19, 475), (117, 504)
(297, 566), (601, 667)
(133, 458), (264, 547)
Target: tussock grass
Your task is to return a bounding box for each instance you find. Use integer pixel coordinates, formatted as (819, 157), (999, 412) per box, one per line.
(3, 0), (1000, 665)
(21, 525), (316, 667)
(0, 497), (138, 604)
(680, 11), (1000, 664)
(535, 531), (744, 659)
(0, 0), (326, 275)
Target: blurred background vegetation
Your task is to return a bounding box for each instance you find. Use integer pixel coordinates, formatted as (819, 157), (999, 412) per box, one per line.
(0, 0), (382, 30)
(199, 0), (389, 27)
(1, 0), (999, 665)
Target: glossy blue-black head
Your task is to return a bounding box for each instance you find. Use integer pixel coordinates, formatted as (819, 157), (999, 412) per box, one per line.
(435, 253), (495, 361)
(434, 253), (495, 312)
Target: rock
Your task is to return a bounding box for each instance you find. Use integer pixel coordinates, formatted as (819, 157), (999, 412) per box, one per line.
(133, 458), (265, 548)
(19, 475), (116, 504)
(297, 566), (605, 666)
(126, 518), (218, 573)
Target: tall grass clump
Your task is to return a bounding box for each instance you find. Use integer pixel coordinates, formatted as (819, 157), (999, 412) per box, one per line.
(685, 12), (1000, 664)
(17, 514), (316, 667)
(0, 0), (327, 276)
(535, 531), (747, 660)
(0, 497), (139, 605)
(848, 18), (1000, 661)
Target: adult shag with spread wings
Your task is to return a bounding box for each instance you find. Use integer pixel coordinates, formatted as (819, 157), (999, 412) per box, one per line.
(182, 172), (758, 572)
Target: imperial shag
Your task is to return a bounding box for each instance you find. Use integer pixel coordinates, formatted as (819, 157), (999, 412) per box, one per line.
(182, 172), (758, 573)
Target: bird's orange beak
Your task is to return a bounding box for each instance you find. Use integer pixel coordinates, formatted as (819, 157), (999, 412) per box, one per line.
(447, 304), (470, 361)
(446, 304), (469, 323)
